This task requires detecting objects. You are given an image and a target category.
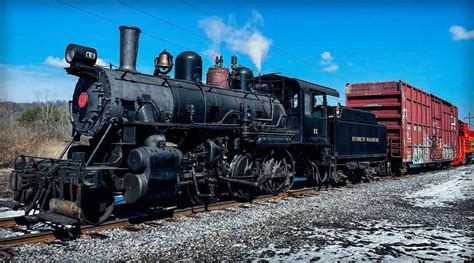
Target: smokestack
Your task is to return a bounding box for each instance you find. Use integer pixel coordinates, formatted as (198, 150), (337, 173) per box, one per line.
(119, 25), (141, 72)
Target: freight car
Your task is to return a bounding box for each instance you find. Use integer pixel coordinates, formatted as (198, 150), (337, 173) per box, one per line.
(9, 25), (390, 225)
(346, 81), (458, 173)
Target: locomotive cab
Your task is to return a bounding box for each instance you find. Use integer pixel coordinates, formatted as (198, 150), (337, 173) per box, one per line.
(255, 74), (339, 145)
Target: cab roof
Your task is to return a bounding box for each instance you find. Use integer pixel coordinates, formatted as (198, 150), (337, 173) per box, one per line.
(256, 74), (340, 97)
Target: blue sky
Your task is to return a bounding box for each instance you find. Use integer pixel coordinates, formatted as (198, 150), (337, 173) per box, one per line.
(0, 0), (472, 118)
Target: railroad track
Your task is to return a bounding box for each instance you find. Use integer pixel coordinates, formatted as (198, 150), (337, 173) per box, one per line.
(0, 177), (396, 253)
(0, 218), (20, 229)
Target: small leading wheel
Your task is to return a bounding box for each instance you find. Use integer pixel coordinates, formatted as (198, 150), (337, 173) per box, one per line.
(80, 188), (115, 225)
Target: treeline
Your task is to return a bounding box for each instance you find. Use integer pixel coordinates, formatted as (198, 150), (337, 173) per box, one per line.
(0, 100), (71, 167)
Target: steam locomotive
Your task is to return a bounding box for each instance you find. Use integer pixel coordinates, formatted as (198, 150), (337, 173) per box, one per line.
(10, 26), (389, 225)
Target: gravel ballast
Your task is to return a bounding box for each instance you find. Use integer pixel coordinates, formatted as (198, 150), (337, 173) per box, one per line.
(10, 165), (474, 261)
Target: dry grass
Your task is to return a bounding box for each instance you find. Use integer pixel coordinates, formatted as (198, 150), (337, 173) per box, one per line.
(0, 127), (66, 167)
(0, 168), (13, 198)
(0, 100), (70, 170)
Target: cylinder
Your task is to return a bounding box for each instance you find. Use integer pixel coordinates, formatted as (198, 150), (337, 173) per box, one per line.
(49, 198), (81, 219)
(119, 25), (141, 72)
(128, 147), (149, 173)
(124, 146), (183, 205)
(174, 51), (202, 82)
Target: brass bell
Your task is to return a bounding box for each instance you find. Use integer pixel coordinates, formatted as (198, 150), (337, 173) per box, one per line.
(154, 49), (173, 75)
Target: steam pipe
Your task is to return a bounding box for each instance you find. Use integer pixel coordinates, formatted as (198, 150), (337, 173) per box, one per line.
(86, 121), (114, 166)
(58, 131), (78, 159)
(119, 25), (141, 72)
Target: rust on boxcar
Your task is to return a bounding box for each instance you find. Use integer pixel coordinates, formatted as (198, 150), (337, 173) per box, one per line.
(346, 80), (458, 168)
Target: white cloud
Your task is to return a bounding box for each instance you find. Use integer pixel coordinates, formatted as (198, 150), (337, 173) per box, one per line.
(449, 25), (474, 40)
(44, 56), (109, 68)
(320, 51), (333, 64)
(96, 58), (108, 67)
(0, 64), (76, 102)
(202, 49), (221, 61)
(199, 11), (272, 71)
(320, 51), (339, 72)
(322, 64), (339, 73)
(44, 56), (68, 68)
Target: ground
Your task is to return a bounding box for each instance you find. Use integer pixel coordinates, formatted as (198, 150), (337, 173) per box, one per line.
(5, 165), (474, 261)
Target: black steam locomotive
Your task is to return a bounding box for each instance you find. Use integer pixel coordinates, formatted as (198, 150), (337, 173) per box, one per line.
(10, 26), (389, 224)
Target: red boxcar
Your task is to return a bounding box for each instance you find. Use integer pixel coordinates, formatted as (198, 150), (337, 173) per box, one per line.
(453, 120), (474, 165)
(346, 80), (458, 172)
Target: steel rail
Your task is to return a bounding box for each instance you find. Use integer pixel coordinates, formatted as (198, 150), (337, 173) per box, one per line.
(0, 178), (396, 252)
(0, 218), (20, 229)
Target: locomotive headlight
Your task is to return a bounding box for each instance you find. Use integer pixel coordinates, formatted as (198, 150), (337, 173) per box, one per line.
(65, 44), (98, 66)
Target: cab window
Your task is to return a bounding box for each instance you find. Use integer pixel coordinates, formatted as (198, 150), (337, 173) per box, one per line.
(292, 93), (299, 109)
(312, 94), (325, 118)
